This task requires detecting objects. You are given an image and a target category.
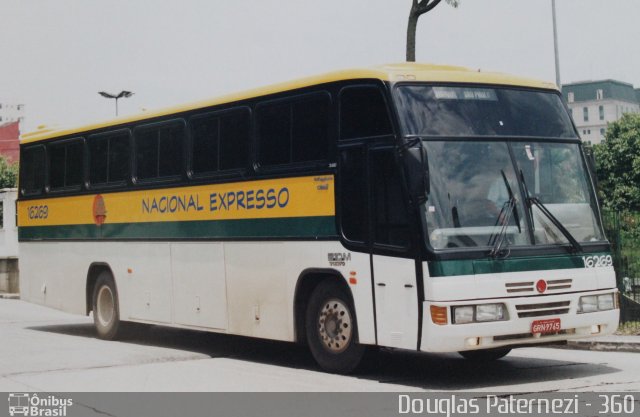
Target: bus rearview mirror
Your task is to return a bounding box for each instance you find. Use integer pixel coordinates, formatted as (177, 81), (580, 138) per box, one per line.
(405, 145), (430, 204)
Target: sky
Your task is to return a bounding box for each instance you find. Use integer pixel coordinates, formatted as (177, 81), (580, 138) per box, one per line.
(1, 0), (639, 134)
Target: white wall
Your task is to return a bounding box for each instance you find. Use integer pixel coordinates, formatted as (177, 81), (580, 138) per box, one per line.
(0, 189), (18, 258)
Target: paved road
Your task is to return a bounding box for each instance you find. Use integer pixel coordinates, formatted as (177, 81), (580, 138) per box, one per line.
(1, 299), (639, 392)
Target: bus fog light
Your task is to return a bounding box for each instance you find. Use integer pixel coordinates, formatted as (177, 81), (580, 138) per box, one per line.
(597, 294), (614, 311)
(591, 324), (601, 334)
(476, 304), (506, 322)
(453, 306), (474, 324)
(578, 296), (598, 313)
(466, 337), (480, 346)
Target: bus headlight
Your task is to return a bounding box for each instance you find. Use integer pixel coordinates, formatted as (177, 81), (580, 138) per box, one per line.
(578, 296), (598, 313)
(597, 294), (614, 310)
(578, 294), (614, 313)
(452, 303), (507, 324)
(454, 306), (474, 324)
(476, 303), (506, 322)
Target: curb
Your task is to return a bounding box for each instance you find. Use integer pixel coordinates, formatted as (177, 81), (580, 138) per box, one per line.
(0, 293), (19, 300)
(561, 339), (640, 353)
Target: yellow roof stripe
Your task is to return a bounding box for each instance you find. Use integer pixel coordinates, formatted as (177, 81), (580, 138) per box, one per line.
(21, 63), (557, 144)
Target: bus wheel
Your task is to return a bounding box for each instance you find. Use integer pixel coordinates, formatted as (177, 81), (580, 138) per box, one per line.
(306, 281), (365, 374)
(92, 272), (121, 340)
(458, 347), (511, 361)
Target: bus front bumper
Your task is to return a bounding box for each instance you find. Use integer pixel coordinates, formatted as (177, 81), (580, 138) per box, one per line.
(420, 291), (620, 353)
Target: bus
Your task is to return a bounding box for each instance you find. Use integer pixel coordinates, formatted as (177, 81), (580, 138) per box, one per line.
(17, 63), (619, 373)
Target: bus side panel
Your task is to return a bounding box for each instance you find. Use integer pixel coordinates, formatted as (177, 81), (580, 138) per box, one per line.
(170, 242), (228, 330)
(120, 243), (173, 323)
(19, 241), (174, 324)
(224, 242), (291, 341)
(223, 241), (376, 345)
(19, 240), (377, 345)
(20, 242), (91, 316)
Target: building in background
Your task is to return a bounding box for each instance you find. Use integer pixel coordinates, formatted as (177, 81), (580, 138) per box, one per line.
(563, 80), (640, 145)
(0, 121), (20, 162)
(0, 101), (25, 126)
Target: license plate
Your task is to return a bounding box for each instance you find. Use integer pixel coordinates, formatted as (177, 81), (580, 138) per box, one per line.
(531, 318), (561, 334)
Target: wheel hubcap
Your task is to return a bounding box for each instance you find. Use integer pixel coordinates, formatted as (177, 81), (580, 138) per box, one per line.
(96, 286), (115, 327)
(318, 298), (352, 353)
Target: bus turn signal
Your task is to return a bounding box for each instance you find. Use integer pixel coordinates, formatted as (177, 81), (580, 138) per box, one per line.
(430, 305), (448, 325)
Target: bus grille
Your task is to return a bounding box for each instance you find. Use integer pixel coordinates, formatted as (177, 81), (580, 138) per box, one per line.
(506, 279), (573, 294)
(515, 301), (571, 318)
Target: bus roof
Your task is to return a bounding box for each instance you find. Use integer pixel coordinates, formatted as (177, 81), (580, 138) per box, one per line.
(21, 63), (558, 144)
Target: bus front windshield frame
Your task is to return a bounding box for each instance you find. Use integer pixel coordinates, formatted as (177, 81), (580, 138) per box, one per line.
(393, 84), (606, 254)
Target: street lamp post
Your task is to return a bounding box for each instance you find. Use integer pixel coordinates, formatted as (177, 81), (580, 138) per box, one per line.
(551, 0), (561, 90)
(98, 91), (134, 116)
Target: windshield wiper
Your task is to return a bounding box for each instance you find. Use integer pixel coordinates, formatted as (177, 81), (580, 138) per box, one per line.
(519, 169), (583, 253)
(499, 169), (521, 233)
(488, 170), (521, 258)
(489, 196), (516, 258)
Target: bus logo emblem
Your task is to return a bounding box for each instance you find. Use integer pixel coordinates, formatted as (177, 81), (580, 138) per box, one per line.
(93, 195), (107, 226)
(328, 253), (351, 266)
(536, 279), (547, 293)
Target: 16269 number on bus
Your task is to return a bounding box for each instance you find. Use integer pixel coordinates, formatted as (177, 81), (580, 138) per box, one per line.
(28, 205), (49, 220)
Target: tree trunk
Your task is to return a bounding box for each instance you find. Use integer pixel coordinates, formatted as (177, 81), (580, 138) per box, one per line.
(406, 0), (444, 62)
(406, 12), (419, 62)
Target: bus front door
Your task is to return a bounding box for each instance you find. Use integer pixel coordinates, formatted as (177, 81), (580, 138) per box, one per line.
(369, 147), (419, 350)
(372, 255), (419, 349)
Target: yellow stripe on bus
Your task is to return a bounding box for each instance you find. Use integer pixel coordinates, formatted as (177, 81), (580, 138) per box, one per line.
(18, 175), (335, 227)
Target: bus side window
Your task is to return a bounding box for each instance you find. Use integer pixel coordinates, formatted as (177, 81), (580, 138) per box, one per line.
(339, 86), (392, 140)
(219, 110), (250, 170)
(191, 115), (221, 173)
(20, 146), (46, 195)
(257, 93), (330, 167)
(291, 97), (330, 162)
(49, 139), (84, 191)
(89, 131), (130, 187)
(190, 108), (251, 175)
(371, 148), (410, 248)
(135, 121), (185, 181)
(258, 101), (290, 166)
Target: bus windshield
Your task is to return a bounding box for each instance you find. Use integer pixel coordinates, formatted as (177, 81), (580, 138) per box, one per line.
(393, 84), (603, 251)
(395, 85), (576, 138)
(422, 141), (605, 250)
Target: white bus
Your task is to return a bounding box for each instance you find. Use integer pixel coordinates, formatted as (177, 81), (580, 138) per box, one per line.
(18, 63), (619, 373)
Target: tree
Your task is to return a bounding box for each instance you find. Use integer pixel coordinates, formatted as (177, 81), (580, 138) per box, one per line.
(593, 113), (640, 211)
(406, 0), (459, 62)
(0, 156), (18, 228)
(0, 156), (17, 189)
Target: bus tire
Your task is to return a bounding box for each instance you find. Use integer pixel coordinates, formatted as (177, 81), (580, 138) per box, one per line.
(92, 272), (121, 340)
(458, 347), (511, 361)
(305, 281), (365, 374)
